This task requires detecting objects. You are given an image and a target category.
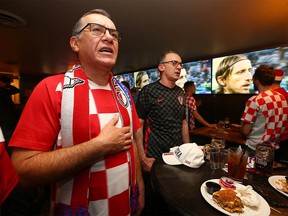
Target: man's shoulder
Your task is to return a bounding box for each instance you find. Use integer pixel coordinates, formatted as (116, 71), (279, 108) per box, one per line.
(41, 74), (65, 85)
(33, 74), (65, 94)
(274, 87), (288, 96)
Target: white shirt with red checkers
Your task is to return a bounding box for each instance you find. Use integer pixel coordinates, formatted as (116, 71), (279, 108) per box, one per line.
(241, 89), (288, 150)
(186, 95), (197, 130)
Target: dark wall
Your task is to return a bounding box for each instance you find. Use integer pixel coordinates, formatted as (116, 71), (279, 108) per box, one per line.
(20, 74), (48, 106)
(193, 94), (254, 127)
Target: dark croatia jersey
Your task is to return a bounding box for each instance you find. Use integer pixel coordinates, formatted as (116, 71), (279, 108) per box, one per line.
(136, 81), (186, 158)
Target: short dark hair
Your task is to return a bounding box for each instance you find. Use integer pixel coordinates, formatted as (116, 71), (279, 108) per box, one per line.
(183, 81), (195, 92)
(253, 65), (275, 86)
(158, 50), (180, 65)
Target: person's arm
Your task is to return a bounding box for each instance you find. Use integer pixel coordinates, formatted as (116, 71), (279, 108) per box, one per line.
(133, 129), (145, 215)
(11, 115), (133, 187)
(182, 119), (190, 143)
(240, 122), (252, 138)
(192, 110), (218, 129)
(135, 119), (155, 172)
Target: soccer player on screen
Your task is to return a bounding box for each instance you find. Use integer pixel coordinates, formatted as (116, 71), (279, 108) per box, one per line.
(215, 55), (252, 94)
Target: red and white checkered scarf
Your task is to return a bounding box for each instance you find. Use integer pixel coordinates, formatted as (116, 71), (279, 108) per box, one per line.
(55, 64), (136, 213)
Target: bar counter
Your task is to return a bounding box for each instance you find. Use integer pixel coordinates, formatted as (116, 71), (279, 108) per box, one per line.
(190, 124), (246, 145)
(150, 157), (288, 216)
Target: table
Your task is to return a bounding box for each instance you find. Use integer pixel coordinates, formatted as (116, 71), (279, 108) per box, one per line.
(190, 125), (246, 145)
(150, 157), (288, 216)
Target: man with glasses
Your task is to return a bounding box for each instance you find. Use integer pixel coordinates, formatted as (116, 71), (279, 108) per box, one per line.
(136, 50), (190, 215)
(9, 9), (144, 215)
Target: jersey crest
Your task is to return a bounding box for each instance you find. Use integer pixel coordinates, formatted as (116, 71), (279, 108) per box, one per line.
(112, 78), (129, 108)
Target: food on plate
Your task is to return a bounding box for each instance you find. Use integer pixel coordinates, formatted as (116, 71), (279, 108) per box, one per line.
(219, 177), (236, 190)
(235, 185), (259, 207)
(275, 178), (288, 194)
(213, 189), (244, 213)
(206, 181), (221, 195)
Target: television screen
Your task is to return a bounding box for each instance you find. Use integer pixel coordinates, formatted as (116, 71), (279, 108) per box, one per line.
(212, 46), (288, 94)
(183, 59), (212, 94)
(134, 68), (160, 90)
(114, 73), (135, 89)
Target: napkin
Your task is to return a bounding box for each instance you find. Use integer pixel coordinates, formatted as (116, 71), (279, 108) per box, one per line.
(162, 143), (205, 168)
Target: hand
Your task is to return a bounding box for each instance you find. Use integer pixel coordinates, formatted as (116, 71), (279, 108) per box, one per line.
(95, 115), (133, 155)
(209, 124), (218, 129)
(141, 154), (155, 172)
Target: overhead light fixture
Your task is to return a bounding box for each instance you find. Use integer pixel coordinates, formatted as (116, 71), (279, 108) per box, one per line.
(0, 9), (26, 27)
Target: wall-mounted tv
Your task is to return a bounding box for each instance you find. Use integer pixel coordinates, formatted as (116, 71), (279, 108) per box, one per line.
(114, 73), (135, 89)
(183, 59), (212, 94)
(134, 68), (160, 90)
(132, 60), (212, 94)
(212, 46), (288, 94)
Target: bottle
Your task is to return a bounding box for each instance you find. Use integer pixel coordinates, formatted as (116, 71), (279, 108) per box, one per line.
(224, 117), (230, 129)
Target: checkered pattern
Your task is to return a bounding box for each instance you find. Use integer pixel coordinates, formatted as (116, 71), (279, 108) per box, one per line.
(241, 90), (288, 149)
(136, 81), (186, 158)
(274, 87), (288, 140)
(186, 96), (197, 129)
(9, 74), (140, 215)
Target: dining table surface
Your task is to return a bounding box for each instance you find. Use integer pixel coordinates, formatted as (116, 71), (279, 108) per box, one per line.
(190, 124), (246, 145)
(150, 156), (288, 216)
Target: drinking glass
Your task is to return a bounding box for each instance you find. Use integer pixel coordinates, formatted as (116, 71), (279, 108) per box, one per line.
(228, 147), (248, 181)
(209, 148), (220, 169)
(217, 120), (225, 133)
(219, 149), (228, 168)
(255, 144), (274, 174)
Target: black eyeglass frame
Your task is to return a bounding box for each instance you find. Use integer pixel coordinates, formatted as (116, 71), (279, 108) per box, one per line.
(76, 23), (122, 42)
(160, 60), (184, 69)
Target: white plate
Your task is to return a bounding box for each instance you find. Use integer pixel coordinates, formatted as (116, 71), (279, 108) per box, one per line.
(268, 175), (288, 197)
(200, 179), (270, 216)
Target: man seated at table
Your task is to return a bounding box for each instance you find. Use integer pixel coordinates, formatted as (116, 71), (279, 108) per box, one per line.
(184, 81), (217, 130)
(240, 65), (288, 156)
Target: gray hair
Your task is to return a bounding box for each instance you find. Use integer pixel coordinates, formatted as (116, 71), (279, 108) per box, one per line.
(71, 9), (111, 36)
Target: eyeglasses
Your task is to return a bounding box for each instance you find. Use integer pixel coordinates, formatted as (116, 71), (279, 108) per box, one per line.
(161, 60), (183, 68)
(76, 23), (122, 42)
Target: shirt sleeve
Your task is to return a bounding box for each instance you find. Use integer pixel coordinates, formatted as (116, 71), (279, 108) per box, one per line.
(241, 96), (258, 124)
(131, 97), (141, 132)
(187, 96), (197, 112)
(9, 76), (62, 151)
